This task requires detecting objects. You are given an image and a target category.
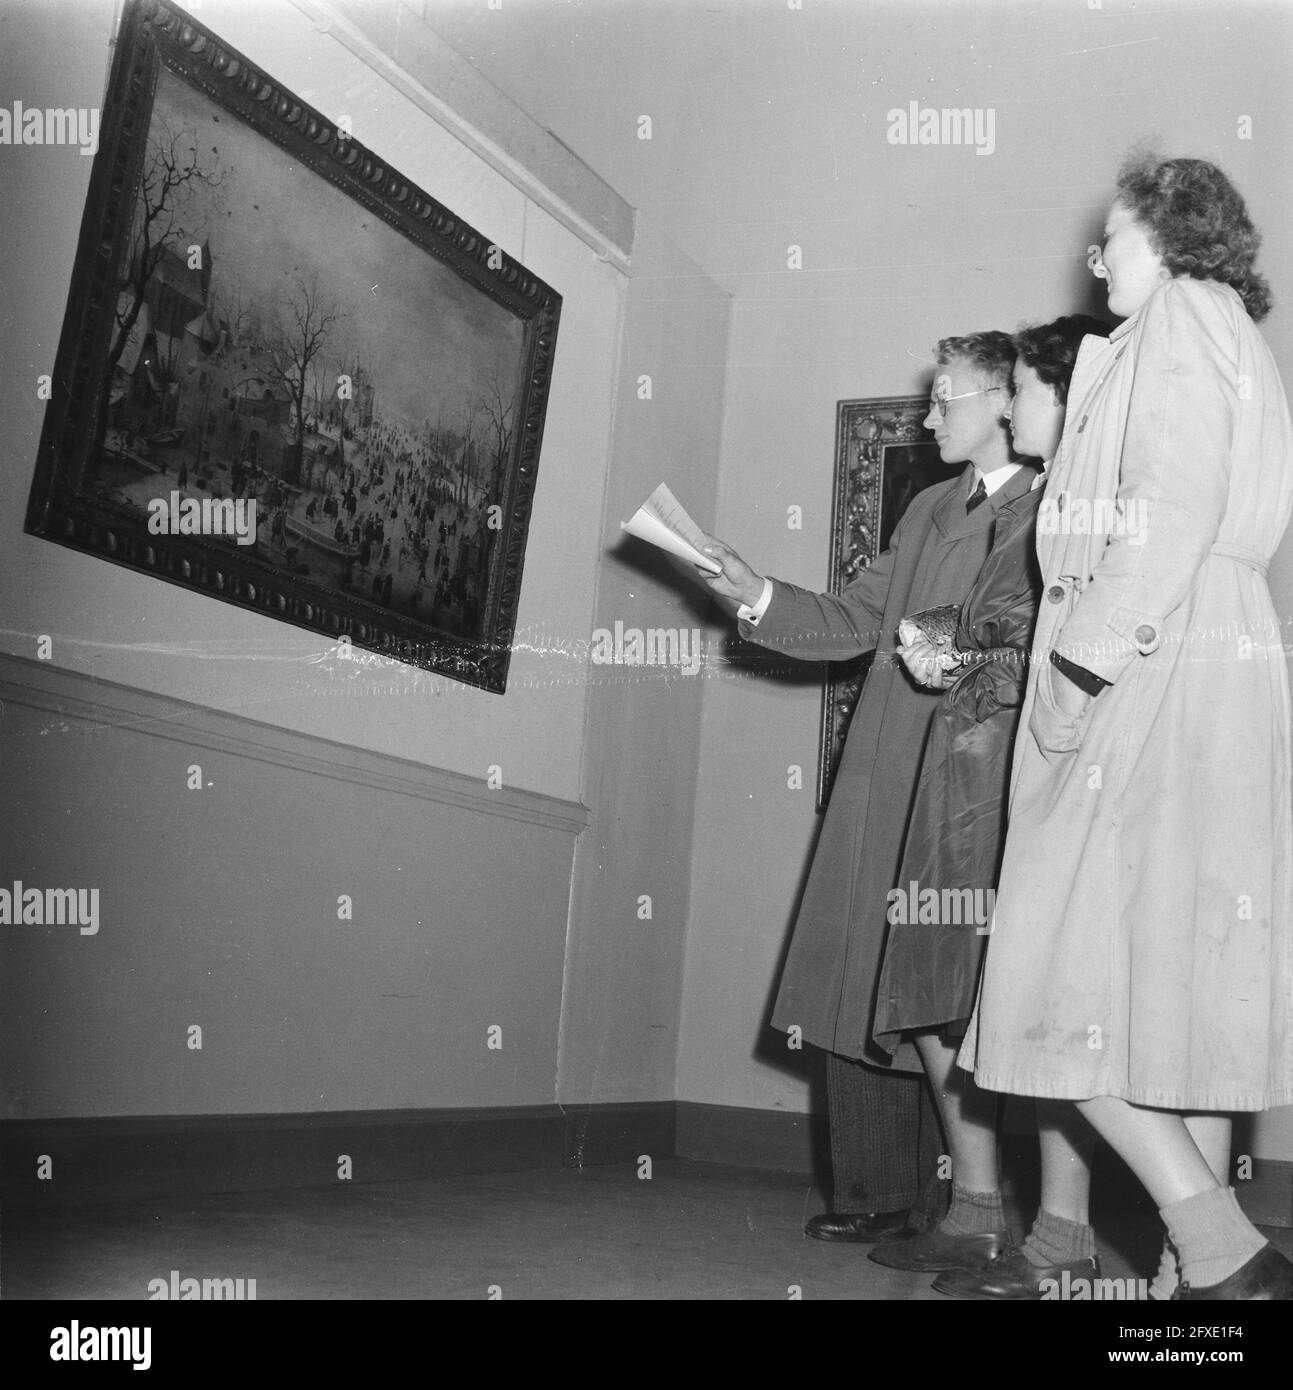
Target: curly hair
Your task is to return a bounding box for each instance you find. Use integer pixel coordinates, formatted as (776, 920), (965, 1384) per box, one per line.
(1115, 153), (1272, 321)
(1013, 315), (1112, 405)
(934, 330), (1016, 390)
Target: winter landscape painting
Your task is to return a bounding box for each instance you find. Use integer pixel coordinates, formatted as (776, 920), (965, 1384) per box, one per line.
(27, 0), (561, 691)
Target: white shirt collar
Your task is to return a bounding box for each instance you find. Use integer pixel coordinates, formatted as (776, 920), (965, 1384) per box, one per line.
(973, 462), (1023, 498)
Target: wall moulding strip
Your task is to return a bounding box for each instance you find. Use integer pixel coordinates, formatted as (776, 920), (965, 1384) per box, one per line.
(0, 653), (590, 835)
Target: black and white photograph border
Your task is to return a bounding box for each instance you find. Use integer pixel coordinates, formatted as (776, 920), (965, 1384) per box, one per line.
(2, 0), (1293, 1349)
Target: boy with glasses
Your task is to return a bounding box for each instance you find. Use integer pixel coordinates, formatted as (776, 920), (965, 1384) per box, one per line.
(698, 333), (1033, 1247)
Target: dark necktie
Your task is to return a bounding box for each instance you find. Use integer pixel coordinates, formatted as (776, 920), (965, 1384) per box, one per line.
(966, 478), (988, 514)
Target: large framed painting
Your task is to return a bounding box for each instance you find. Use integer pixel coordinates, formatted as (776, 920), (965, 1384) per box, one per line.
(25, 0), (561, 693)
(816, 396), (957, 810)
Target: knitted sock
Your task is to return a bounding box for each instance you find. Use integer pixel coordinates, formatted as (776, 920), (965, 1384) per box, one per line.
(1019, 1208), (1096, 1268)
(1159, 1186), (1266, 1291)
(939, 1183), (1005, 1236)
(1147, 1234), (1179, 1301)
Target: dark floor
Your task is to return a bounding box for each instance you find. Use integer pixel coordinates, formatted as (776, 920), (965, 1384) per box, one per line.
(4, 1160), (1291, 1300)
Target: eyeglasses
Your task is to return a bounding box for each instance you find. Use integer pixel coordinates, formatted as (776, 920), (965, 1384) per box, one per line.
(928, 385), (1007, 418)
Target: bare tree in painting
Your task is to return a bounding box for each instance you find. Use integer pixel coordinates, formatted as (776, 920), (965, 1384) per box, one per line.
(98, 118), (223, 443)
(301, 346), (363, 486)
(334, 348), (370, 458)
(110, 120), (222, 372)
(304, 349), (334, 430)
(263, 276), (343, 485)
(208, 281), (254, 356)
(455, 397), (482, 509)
(475, 366), (518, 495)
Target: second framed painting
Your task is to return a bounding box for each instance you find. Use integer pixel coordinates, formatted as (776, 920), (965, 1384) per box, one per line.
(26, 0), (561, 693)
(816, 395), (960, 811)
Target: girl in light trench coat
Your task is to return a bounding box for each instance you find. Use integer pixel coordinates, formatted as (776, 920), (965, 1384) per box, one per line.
(960, 155), (1293, 1300)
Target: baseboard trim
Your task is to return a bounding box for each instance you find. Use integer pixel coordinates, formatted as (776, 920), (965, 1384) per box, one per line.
(675, 1100), (828, 1180)
(5, 1100), (1290, 1227)
(671, 1101), (1293, 1231)
(1232, 1158), (1293, 1229)
(562, 1102), (676, 1169)
(0, 1103), (675, 1210)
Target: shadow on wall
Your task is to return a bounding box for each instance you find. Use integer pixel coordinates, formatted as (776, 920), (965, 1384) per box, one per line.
(1066, 212), (1117, 323)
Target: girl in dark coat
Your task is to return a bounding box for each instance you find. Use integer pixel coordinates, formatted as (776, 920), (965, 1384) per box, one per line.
(868, 316), (1112, 1283)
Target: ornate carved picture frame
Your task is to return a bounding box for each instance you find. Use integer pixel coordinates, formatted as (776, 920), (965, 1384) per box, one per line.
(817, 395), (952, 810)
(25, 0), (561, 693)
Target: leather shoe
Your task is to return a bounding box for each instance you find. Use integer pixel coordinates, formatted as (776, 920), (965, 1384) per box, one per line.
(805, 1210), (911, 1242)
(868, 1224), (1008, 1272)
(933, 1248), (1100, 1299)
(1172, 1244), (1293, 1300)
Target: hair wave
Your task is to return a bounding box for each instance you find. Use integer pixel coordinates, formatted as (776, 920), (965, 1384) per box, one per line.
(1116, 153), (1271, 321)
(1013, 314), (1112, 405)
(935, 330), (1016, 388)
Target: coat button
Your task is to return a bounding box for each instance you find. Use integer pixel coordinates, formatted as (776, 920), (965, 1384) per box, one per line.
(1135, 623), (1159, 652)
(1047, 585), (1065, 603)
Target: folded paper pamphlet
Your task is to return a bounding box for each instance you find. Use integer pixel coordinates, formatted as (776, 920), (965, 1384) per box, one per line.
(620, 483), (723, 574)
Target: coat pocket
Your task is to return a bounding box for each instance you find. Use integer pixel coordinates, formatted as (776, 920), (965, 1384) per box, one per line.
(1029, 658), (1092, 756)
